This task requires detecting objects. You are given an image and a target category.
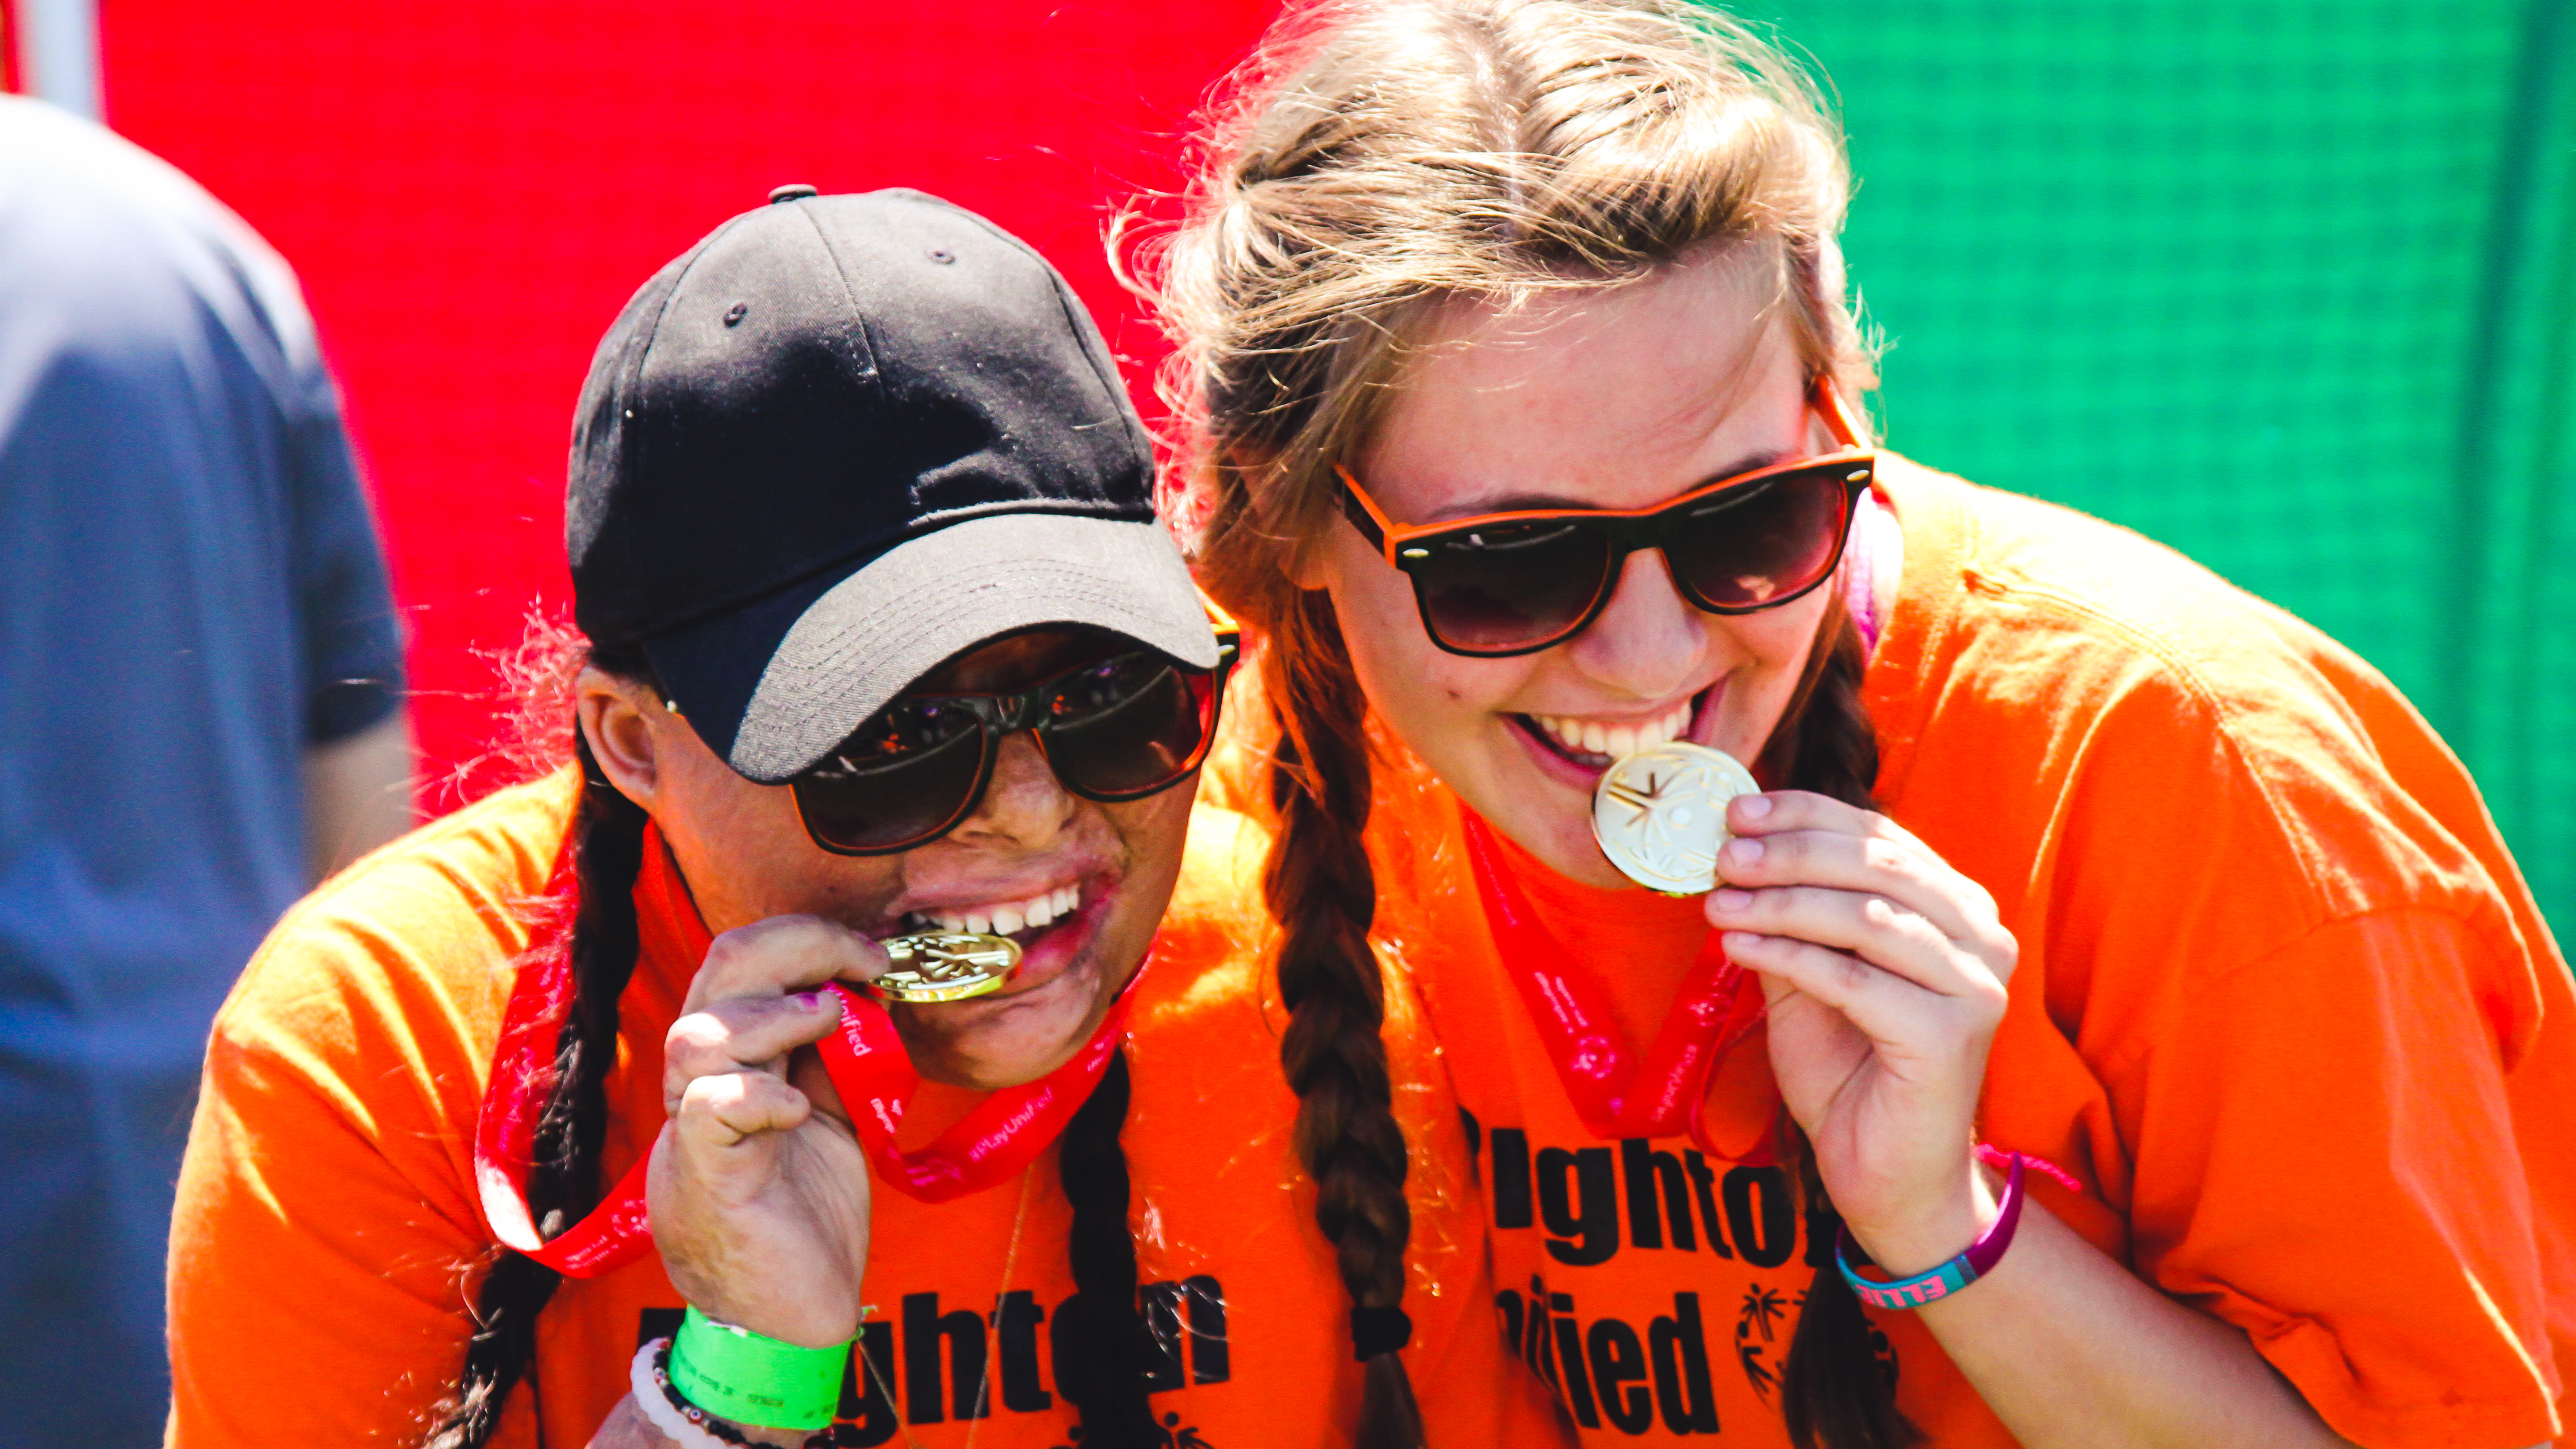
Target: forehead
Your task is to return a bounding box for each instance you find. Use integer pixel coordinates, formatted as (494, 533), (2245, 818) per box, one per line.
(1359, 252), (1808, 521)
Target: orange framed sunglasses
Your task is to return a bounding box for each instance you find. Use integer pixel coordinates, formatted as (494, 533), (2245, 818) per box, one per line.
(1336, 379), (1876, 657)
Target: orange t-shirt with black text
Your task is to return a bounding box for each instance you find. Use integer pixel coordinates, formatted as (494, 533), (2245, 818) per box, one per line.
(165, 768), (1564, 1449)
(1220, 456), (2576, 1447)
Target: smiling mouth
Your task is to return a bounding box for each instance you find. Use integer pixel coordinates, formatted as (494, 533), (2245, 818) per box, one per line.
(899, 883), (1083, 948)
(1516, 691), (1707, 772)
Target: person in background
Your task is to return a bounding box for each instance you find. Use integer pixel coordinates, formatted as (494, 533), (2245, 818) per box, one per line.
(0, 96), (412, 1448)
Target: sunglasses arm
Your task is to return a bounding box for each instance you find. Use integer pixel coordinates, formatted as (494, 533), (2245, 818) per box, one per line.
(1812, 376), (1873, 451)
(1334, 465), (1406, 563)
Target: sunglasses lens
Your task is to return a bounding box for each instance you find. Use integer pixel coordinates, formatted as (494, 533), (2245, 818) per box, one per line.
(1412, 522), (1617, 653)
(791, 700), (987, 854)
(1664, 464), (1856, 609)
(1041, 653), (1217, 798)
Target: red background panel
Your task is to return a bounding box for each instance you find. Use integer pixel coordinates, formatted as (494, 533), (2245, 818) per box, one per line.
(98, 0), (1275, 805)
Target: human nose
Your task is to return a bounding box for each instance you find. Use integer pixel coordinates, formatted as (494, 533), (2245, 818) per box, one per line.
(947, 729), (1077, 848)
(1560, 547), (1710, 699)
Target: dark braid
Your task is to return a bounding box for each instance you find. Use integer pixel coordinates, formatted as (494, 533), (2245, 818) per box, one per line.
(1053, 1050), (1161, 1447)
(423, 672), (653, 1449)
(1261, 593), (1425, 1449)
(1764, 609), (1921, 1449)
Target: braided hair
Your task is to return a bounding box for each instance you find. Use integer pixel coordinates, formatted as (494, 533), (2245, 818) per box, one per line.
(425, 645), (1161, 1447)
(423, 657), (650, 1449)
(1054, 1051), (1164, 1446)
(1760, 607), (1922, 1449)
(1263, 590), (1426, 1449)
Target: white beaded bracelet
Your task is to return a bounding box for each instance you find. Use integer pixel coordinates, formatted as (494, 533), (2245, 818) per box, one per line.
(628, 1338), (737, 1449)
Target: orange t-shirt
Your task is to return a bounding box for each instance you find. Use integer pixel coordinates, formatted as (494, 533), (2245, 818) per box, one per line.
(165, 767), (1562, 1449)
(1218, 456), (2575, 1448)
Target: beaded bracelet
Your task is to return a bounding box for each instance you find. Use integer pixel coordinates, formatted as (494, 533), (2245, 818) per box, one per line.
(1834, 1153), (2029, 1310)
(628, 1338), (834, 1449)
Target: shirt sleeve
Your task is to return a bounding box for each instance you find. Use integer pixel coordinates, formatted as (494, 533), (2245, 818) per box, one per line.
(165, 913), (532, 1449)
(283, 371), (407, 747)
(2123, 905), (2561, 1449)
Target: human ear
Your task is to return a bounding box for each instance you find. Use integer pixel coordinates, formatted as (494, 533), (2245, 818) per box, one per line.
(575, 666), (665, 811)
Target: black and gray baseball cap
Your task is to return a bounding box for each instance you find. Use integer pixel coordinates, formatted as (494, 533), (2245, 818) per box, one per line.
(567, 186), (1217, 784)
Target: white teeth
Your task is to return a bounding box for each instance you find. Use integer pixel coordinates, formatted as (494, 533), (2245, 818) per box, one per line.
(913, 883), (1083, 938)
(1531, 698), (1699, 761)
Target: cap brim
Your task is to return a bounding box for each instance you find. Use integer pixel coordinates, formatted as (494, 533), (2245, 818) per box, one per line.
(653, 513), (1217, 784)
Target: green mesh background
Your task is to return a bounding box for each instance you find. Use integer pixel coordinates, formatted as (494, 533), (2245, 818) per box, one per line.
(1748, 0), (2576, 946)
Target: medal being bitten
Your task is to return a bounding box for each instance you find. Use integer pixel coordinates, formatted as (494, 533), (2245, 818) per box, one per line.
(1591, 740), (1761, 895)
(870, 931), (1023, 1003)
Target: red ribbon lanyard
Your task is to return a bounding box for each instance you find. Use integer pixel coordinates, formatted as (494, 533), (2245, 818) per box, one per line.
(814, 975), (1138, 1203)
(1460, 811), (1766, 1145)
(473, 827), (1141, 1276)
(472, 841), (659, 1278)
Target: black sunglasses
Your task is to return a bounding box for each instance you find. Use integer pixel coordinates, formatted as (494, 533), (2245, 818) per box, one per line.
(1336, 380), (1876, 657)
(789, 633), (1240, 856)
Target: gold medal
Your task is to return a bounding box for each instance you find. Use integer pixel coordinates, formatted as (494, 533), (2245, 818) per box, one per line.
(869, 932), (1023, 1003)
(1591, 741), (1760, 896)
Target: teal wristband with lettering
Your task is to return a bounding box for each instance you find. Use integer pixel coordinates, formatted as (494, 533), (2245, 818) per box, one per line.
(667, 1305), (851, 1430)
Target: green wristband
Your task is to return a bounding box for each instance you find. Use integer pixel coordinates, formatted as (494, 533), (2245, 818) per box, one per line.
(668, 1305), (851, 1430)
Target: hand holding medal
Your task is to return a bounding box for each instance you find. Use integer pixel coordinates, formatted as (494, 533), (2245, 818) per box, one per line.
(651, 911), (882, 1352)
(1679, 778), (2021, 1275)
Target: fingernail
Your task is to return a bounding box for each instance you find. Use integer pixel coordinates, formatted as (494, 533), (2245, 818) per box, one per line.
(794, 990), (825, 1009)
(1737, 794), (1773, 819)
(1725, 837), (1765, 864)
(1722, 930), (1763, 951)
(1711, 888), (1754, 912)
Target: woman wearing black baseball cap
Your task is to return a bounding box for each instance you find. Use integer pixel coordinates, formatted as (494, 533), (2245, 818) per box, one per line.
(165, 190), (1556, 1449)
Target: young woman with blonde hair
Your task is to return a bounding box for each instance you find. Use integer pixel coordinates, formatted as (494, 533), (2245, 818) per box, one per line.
(1150, 3), (2576, 1446)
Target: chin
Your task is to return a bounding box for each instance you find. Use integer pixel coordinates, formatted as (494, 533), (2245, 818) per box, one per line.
(893, 957), (1108, 1090)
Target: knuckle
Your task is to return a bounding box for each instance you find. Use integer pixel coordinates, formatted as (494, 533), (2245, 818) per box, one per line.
(1860, 836), (1904, 875)
(665, 1013), (728, 1063)
(1828, 949), (1875, 994)
(700, 929), (755, 970)
(677, 1074), (739, 1118)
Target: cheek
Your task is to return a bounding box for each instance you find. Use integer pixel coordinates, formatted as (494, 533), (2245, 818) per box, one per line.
(656, 743), (866, 928)
(1093, 787), (1193, 955)
(1317, 541), (1511, 727)
(1708, 597), (1834, 749)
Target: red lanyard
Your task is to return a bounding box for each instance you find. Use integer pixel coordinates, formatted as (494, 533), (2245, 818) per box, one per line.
(472, 840), (655, 1277)
(1460, 810), (1766, 1147)
(473, 828), (1137, 1276)
(814, 978), (1135, 1203)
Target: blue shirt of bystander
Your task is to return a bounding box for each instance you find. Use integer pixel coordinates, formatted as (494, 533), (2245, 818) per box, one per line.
(0, 97), (405, 1446)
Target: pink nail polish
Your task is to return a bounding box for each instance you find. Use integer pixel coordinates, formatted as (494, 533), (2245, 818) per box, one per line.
(793, 990), (824, 1009)
(1738, 794), (1774, 819)
(1726, 837), (1765, 863)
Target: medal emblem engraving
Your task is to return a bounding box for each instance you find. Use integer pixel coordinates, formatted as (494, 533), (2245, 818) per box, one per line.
(870, 932), (1023, 1003)
(1591, 741), (1760, 895)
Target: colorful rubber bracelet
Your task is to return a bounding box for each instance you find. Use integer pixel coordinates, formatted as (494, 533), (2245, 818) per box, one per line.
(1834, 1153), (2027, 1310)
(666, 1305), (851, 1430)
